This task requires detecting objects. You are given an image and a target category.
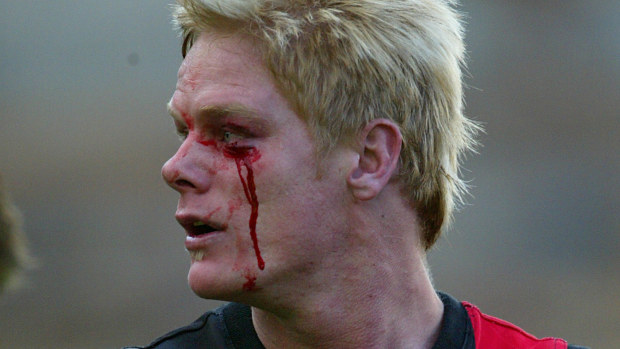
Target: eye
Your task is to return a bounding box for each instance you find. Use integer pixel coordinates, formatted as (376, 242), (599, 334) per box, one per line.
(222, 130), (243, 143)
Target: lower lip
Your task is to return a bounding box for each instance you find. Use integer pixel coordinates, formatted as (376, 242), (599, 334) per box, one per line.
(184, 231), (224, 251)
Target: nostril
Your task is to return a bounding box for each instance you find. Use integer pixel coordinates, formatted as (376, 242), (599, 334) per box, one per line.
(175, 179), (195, 188)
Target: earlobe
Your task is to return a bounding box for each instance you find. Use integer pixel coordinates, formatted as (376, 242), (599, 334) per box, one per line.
(347, 119), (402, 201)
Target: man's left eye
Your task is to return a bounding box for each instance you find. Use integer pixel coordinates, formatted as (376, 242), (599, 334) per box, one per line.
(223, 131), (242, 143)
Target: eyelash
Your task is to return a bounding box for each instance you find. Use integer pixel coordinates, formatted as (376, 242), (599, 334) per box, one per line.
(221, 130), (244, 144)
(175, 128), (246, 144)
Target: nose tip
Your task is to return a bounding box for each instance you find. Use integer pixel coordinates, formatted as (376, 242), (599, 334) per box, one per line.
(161, 148), (197, 192)
(161, 158), (179, 187)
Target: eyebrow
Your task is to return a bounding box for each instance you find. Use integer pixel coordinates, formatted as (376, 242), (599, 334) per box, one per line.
(167, 102), (260, 123)
(199, 104), (260, 121)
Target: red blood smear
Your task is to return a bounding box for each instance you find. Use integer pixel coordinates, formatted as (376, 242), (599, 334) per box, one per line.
(225, 145), (265, 270)
(198, 139), (216, 147)
(242, 274), (257, 291)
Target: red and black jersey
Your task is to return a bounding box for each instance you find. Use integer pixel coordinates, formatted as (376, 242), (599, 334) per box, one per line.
(125, 292), (587, 349)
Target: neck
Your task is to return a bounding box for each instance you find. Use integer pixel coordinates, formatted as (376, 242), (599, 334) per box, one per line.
(252, 188), (444, 349)
(253, 262), (443, 349)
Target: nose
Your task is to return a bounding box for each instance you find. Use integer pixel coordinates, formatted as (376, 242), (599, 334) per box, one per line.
(161, 139), (209, 193)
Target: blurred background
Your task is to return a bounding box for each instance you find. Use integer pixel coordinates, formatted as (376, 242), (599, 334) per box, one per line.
(0, 0), (618, 347)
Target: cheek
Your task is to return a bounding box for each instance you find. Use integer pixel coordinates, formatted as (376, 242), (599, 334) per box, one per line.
(219, 148), (267, 272)
(210, 156), (233, 174)
(227, 198), (243, 219)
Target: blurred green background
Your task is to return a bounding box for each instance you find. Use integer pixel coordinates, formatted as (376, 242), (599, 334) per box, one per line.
(1, 1), (618, 348)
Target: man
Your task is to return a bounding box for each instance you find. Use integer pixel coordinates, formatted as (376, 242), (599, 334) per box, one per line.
(0, 175), (30, 293)
(128, 0), (586, 348)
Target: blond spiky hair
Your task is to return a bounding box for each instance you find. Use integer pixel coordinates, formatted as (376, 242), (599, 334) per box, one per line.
(172, 0), (480, 250)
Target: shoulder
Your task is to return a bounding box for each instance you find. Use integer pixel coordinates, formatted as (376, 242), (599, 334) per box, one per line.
(461, 300), (588, 349)
(123, 303), (233, 349)
(124, 302), (264, 349)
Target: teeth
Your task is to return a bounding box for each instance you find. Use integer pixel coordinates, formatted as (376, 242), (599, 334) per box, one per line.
(189, 250), (205, 261)
(193, 221), (206, 227)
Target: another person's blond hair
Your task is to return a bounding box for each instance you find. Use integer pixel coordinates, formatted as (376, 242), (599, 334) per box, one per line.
(173, 0), (480, 249)
(0, 176), (31, 292)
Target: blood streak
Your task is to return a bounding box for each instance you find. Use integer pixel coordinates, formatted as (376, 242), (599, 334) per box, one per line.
(242, 274), (257, 291)
(183, 117), (264, 272)
(224, 145), (265, 270)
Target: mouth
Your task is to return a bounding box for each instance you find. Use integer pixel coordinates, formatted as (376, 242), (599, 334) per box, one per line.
(177, 214), (226, 260)
(186, 220), (219, 237)
(177, 216), (224, 238)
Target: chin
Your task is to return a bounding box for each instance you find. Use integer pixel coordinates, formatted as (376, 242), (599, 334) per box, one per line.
(187, 262), (224, 297)
(187, 260), (256, 301)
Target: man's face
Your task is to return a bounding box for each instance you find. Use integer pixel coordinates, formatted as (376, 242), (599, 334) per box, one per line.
(162, 31), (352, 301)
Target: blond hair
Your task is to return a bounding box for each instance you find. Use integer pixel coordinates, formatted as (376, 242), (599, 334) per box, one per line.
(172, 0), (480, 249)
(0, 176), (31, 292)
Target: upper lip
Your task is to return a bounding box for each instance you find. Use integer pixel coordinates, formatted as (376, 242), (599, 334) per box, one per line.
(176, 213), (226, 237)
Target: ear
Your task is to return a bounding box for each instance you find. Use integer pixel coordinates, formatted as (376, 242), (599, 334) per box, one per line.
(347, 119), (402, 201)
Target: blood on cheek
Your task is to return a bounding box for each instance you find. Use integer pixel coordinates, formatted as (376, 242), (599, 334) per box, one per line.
(180, 110), (265, 290)
(223, 145), (265, 272)
(189, 127), (265, 274)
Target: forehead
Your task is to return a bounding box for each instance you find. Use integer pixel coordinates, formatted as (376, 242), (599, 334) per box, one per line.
(172, 31), (288, 120)
(169, 30), (321, 153)
(178, 31), (262, 85)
